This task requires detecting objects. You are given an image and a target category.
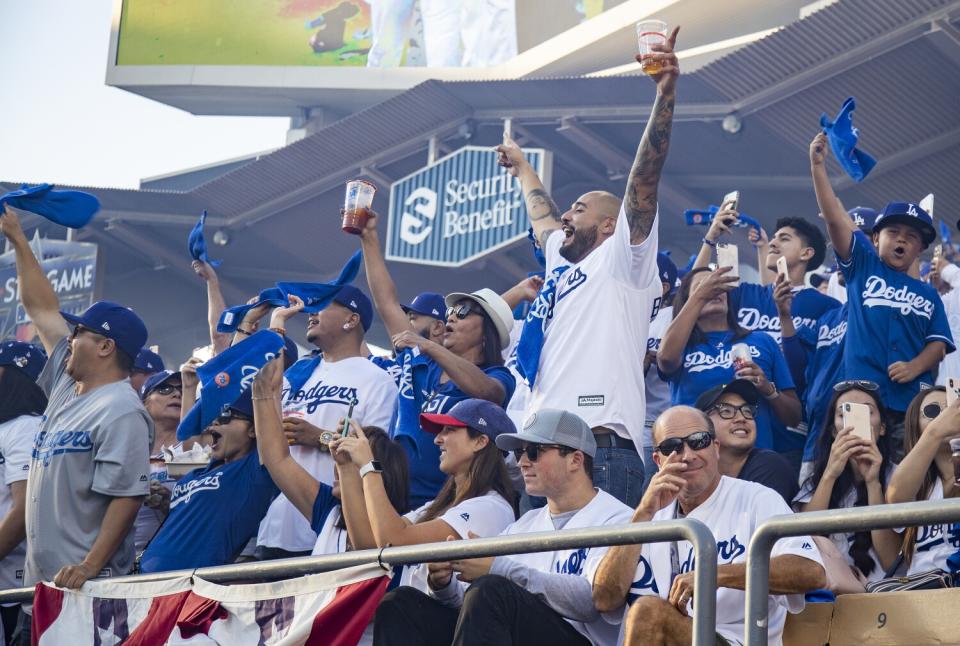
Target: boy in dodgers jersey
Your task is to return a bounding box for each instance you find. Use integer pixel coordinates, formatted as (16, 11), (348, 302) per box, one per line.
(593, 407), (824, 646)
(810, 132), (954, 419)
(494, 30), (682, 507)
(374, 410), (632, 646)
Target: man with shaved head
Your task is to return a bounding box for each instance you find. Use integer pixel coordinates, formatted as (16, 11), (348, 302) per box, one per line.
(592, 405), (825, 645)
(495, 31), (682, 506)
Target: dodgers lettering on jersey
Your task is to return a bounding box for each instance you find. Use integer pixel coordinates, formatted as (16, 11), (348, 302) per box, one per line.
(170, 471), (221, 508)
(734, 283), (840, 344)
(861, 276), (935, 318)
(817, 319), (847, 349)
(32, 429), (93, 467)
(683, 344), (760, 373)
(282, 381), (359, 414)
(555, 548), (589, 576)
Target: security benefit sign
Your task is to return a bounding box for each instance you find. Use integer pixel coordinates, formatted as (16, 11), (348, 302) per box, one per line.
(386, 146), (551, 267)
(0, 239), (99, 340)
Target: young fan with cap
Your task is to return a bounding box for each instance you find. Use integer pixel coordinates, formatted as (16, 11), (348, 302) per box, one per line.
(695, 379), (798, 503)
(357, 212), (516, 508)
(0, 207), (153, 641)
(255, 286), (398, 560)
(0, 342), (46, 641)
(374, 409), (633, 646)
(369, 291), (447, 384)
(810, 132), (954, 427)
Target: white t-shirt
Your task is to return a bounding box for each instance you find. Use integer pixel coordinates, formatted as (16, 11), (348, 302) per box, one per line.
(400, 491), (515, 592)
(0, 415), (38, 591)
(897, 478), (959, 575)
(643, 305), (673, 447)
(793, 464), (896, 582)
(258, 356), (398, 552)
(633, 478), (822, 646)
(525, 205), (660, 451)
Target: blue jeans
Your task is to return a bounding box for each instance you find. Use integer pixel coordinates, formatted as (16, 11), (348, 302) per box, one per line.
(592, 447), (646, 508)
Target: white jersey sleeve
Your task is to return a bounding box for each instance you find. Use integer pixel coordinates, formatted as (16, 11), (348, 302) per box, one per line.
(437, 492), (515, 539)
(606, 202), (659, 289)
(1, 416), (37, 486)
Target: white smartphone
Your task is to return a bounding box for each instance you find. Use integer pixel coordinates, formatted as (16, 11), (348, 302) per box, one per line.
(721, 190), (740, 211)
(842, 402), (872, 442)
(716, 242), (739, 284)
(947, 377), (960, 408)
(776, 256), (789, 280)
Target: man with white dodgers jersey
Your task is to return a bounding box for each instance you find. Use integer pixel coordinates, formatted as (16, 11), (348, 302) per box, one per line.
(593, 406), (825, 646)
(374, 409), (634, 646)
(1, 208), (152, 643)
(493, 28), (683, 508)
(810, 132), (954, 425)
(256, 286), (397, 560)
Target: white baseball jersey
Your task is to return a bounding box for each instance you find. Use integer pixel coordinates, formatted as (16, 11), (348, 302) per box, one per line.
(525, 206), (660, 451)
(632, 477), (822, 646)
(0, 415), (38, 591)
(897, 478), (960, 575)
(258, 356), (397, 552)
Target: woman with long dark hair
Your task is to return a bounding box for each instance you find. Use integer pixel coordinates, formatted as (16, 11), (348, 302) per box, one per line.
(658, 266), (801, 451)
(334, 398), (516, 592)
(886, 386), (959, 574)
(0, 342), (47, 643)
(795, 381), (900, 580)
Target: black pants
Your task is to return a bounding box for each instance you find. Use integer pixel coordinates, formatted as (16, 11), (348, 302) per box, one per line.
(9, 609), (30, 646)
(373, 575), (591, 646)
(253, 546), (313, 561)
(0, 605), (19, 645)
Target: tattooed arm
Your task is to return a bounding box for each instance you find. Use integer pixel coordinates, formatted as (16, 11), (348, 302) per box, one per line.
(625, 26), (680, 245)
(496, 133), (562, 249)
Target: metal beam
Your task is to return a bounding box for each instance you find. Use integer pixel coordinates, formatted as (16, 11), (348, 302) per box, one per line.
(556, 117), (632, 177)
(359, 165), (395, 191)
(511, 123), (609, 186)
(474, 102), (731, 124)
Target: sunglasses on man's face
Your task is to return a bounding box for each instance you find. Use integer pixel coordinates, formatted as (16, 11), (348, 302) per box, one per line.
(654, 431), (715, 457)
(446, 302), (478, 320)
(70, 325), (104, 341)
(512, 443), (569, 463)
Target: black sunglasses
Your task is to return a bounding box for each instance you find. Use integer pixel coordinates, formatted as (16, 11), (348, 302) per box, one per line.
(70, 324), (104, 340)
(215, 409), (252, 426)
(446, 302), (478, 320)
(512, 443), (570, 463)
(708, 403), (757, 421)
(921, 402), (943, 420)
(153, 383), (182, 396)
(833, 380), (880, 393)
(654, 431), (715, 456)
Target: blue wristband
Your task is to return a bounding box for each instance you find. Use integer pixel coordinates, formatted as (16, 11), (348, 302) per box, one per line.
(702, 236), (718, 248)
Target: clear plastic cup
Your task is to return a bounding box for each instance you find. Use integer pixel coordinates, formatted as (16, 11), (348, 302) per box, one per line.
(342, 179), (376, 234)
(731, 343), (751, 372)
(636, 20), (668, 76)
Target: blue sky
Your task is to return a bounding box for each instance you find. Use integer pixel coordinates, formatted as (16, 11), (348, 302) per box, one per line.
(0, 0), (289, 189)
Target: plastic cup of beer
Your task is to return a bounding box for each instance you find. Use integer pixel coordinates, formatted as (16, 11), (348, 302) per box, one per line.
(731, 343), (751, 372)
(636, 20), (668, 76)
(342, 179), (376, 235)
(950, 438), (960, 485)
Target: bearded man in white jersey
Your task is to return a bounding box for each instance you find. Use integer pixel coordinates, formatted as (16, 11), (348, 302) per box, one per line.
(593, 406), (825, 646)
(494, 30), (681, 508)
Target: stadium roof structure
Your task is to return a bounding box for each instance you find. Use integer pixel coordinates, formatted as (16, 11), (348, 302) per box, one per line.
(5, 0), (960, 361)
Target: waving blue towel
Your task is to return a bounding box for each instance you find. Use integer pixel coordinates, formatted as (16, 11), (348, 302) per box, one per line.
(187, 210), (221, 268)
(820, 97), (876, 182)
(0, 184), (99, 229)
(515, 264), (569, 388)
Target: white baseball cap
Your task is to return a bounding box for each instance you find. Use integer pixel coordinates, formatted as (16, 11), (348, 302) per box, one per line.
(444, 288), (513, 350)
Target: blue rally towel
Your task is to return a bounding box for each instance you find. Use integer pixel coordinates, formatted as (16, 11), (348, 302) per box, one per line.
(820, 97), (877, 183)
(0, 183), (99, 229)
(217, 250), (363, 332)
(284, 350), (323, 395)
(515, 264), (568, 388)
(684, 206), (762, 235)
(187, 210), (221, 268)
(176, 330), (285, 441)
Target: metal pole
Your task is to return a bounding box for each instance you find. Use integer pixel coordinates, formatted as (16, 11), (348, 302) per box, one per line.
(0, 520), (717, 643)
(744, 499), (960, 646)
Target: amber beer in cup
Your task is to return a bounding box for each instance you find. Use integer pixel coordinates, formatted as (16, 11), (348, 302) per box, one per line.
(636, 20), (668, 75)
(342, 179), (376, 234)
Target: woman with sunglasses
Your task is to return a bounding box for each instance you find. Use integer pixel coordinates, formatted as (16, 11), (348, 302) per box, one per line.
(358, 211), (516, 507)
(885, 387), (960, 575)
(658, 266), (802, 453)
(794, 380), (900, 580)
(138, 390), (279, 573)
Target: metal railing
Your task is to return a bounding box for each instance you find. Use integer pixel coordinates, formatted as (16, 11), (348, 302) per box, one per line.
(744, 498), (960, 646)
(0, 519), (719, 645)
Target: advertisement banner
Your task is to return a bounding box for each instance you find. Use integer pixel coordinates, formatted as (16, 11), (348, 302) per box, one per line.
(386, 146), (550, 267)
(0, 239), (99, 341)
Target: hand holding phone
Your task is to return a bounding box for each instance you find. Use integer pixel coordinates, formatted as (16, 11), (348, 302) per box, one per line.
(776, 256), (789, 281)
(341, 399), (358, 437)
(842, 402), (872, 442)
(716, 243), (740, 285)
(947, 378), (960, 409)
(721, 190), (740, 212)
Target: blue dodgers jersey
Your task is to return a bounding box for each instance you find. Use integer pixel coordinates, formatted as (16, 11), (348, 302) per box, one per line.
(391, 350), (516, 507)
(139, 451), (278, 573)
(797, 304), (847, 462)
(733, 283), (841, 344)
(665, 331), (795, 450)
(839, 232), (955, 412)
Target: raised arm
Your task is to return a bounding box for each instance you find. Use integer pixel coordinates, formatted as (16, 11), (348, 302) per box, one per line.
(0, 207), (70, 354)
(192, 261), (232, 355)
(810, 133), (854, 260)
(357, 211), (412, 338)
(392, 331), (505, 404)
(750, 227), (776, 285)
(888, 400), (960, 503)
(692, 207), (738, 271)
(624, 27), (680, 245)
(495, 133), (562, 249)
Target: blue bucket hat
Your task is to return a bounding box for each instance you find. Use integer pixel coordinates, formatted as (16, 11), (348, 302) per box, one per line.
(61, 301), (148, 360)
(873, 202), (935, 248)
(0, 341), (47, 381)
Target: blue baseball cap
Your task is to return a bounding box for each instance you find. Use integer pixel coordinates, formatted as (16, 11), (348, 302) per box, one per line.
(225, 389), (254, 418)
(134, 348), (165, 374)
(140, 369), (181, 400)
(873, 202), (935, 247)
(656, 252), (678, 295)
(0, 341), (47, 381)
(420, 398), (516, 442)
(333, 285), (373, 332)
(847, 206), (876, 234)
(401, 292), (446, 321)
(61, 301), (148, 361)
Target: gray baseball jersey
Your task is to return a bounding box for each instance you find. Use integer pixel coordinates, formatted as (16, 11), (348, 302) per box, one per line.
(24, 337), (151, 590)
